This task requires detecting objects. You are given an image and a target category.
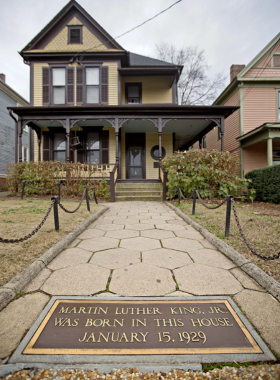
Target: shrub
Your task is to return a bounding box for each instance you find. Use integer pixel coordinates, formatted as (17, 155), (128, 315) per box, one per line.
(5, 161), (110, 199)
(245, 165), (280, 203)
(162, 149), (253, 200)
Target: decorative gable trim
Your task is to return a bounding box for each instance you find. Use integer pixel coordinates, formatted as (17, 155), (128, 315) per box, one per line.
(21, 0), (123, 52)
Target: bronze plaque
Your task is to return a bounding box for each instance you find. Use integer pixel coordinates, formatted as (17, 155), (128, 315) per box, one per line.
(24, 300), (262, 355)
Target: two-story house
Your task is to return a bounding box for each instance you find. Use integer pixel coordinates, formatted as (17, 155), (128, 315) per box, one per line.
(8, 0), (237, 201)
(202, 32), (280, 177)
(0, 74), (29, 184)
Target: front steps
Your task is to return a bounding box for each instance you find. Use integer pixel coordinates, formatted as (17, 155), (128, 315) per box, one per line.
(115, 182), (163, 202)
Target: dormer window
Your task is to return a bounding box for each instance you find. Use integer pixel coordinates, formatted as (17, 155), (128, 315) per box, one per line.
(68, 26), (83, 44)
(125, 83), (142, 104)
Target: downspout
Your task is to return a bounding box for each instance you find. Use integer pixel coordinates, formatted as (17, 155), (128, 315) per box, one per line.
(9, 109), (18, 163)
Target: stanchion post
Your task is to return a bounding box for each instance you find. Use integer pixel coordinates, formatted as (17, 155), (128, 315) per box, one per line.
(93, 188), (98, 204)
(51, 196), (59, 232)
(85, 187), (90, 211)
(225, 195), (232, 237)
(21, 181), (25, 200)
(178, 187), (181, 205)
(57, 182), (61, 202)
(192, 189), (197, 215)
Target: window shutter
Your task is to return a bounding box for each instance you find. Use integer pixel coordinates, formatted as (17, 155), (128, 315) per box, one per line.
(76, 67), (84, 104)
(42, 131), (50, 161)
(42, 67), (50, 105)
(77, 131), (85, 163)
(70, 28), (81, 43)
(101, 66), (108, 104)
(67, 67), (74, 104)
(273, 55), (280, 67)
(101, 130), (109, 163)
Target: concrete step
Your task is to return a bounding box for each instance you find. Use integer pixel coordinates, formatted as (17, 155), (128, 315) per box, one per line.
(115, 190), (163, 197)
(115, 195), (162, 202)
(116, 183), (162, 190)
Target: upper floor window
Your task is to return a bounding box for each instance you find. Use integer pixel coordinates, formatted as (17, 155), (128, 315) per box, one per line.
(273, 54), (280, 68)
(68, 26), (83, 44)
(52, 68), (66, 105)
(125, 83), (142, 104)
(86, 68), (99, 103)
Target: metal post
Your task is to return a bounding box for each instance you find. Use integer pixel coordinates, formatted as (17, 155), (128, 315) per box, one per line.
(178, 187), (180, 204)
(21, 181), (25, 200)
(93, 188), (98, 204)
(57, 182), (61, 202)
(51, 196), (60, 232)
(85, 188), (90, 211)
(192, 189), (197, 215)
(225, 195), (232, 237)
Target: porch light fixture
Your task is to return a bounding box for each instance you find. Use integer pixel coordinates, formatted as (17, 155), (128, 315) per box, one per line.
(69, 136), (84, 150)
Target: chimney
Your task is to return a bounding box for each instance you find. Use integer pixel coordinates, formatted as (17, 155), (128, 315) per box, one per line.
(0, 74), (5, 82)
(230, 65), (245, 82)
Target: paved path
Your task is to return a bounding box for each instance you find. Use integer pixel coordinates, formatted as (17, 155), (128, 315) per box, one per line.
(1, 201), (280, 361)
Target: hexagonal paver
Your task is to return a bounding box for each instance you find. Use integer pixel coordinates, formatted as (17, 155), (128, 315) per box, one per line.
(140, 230), (175, 239)
(48, 248), (92, 270)
(139, 220), (157, 225)
(119, 237), (161, 251)
(162, 237), (204, 252)
(166, 220), (188, 225)
(142, 248), (192, 269)
(155, 223), (185, 231)
(113, 219), (138, 225)
(174, 263), (243, 295)
(93, 224), (125, 231)
(77, 237), (119, 252)
(78, 229), (106, 239)
(90, 248), (140, 269)
(91, 219), (114, 225)
(188, 249), (235, 269)
(175, 230), (204, 240)
(110, 263), (175, 296)
(41, 264), (110, 295)
(201, 239), (216, 249)
(166, 291), (193, 297)
(127, 215), (151, 220)
(105, 230), (139, 239)
(125, 224), (156, 231)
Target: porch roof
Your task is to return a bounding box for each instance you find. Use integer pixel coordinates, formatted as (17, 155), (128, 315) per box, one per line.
(237, 123), (280, 148)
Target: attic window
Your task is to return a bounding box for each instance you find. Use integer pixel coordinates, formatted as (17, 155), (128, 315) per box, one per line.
(68, 26), (82, 44)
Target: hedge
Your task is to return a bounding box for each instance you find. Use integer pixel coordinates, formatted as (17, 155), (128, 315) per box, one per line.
(245, 164), (280, 203)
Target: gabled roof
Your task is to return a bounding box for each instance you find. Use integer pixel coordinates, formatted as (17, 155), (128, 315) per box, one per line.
(0, 78), (29, 106)
(20, 0), (123, 52)
(129, 53), (174, 67)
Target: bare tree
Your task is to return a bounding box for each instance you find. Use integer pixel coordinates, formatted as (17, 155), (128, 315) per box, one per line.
(156, 43), (226, 105)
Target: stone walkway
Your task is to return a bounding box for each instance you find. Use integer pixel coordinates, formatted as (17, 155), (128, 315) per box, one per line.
(1, 201), (280, 362)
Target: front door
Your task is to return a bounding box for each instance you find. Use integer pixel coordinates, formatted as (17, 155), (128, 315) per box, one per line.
(126, 133), (146, 179)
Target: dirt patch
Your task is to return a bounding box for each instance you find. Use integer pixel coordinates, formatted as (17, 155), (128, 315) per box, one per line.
(173, 199), (280, 283)
(0, 197), (102, 288)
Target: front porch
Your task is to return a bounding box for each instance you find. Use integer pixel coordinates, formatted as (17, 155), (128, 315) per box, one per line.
(8, 105), (237, 200)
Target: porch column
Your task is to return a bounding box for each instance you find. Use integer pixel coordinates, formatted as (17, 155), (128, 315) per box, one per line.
(199, 138), (202, 149)
(220, 117), (225, 152)
(158, 117), (162, 162)
(66, 118), (70, 163)
(115, 131), (119, 165)
(267, 137), (273, 166)
(38, 136), (41, 162)
(18, 120), (22, 163)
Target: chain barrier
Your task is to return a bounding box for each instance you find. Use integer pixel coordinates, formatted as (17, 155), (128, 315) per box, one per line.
(0, 201), (54, 243)
(60, 183), (84, 194)
(195, 189), (227, 209)
(178, 187), (193, 200)
(231, 198), (280, 260)
(24, 182), (58, 191)
(59, 189), (86, 213)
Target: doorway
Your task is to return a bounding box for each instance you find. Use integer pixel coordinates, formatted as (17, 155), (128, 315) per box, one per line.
(125, 133), (146, 179)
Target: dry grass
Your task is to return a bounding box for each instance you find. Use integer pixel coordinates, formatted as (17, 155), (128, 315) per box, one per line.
(0, 197), (102, 288)
(174, 199), (280, 283)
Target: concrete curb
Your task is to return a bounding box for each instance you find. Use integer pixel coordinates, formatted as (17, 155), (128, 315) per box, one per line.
(0, 205), (109, 312)
(165, 202), (280, 302)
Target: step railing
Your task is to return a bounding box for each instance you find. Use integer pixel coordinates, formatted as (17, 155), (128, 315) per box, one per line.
(110, 163), (118, 202)
(159, 162), (168, 201)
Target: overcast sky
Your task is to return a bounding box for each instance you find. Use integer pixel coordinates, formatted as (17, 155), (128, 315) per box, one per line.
(0, 0), (279, 102)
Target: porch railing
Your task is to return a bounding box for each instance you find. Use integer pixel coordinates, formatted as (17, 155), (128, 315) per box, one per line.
(110, 163), (118, 202)
(159, 162), (168, 201)
(54, 163), (116, 179)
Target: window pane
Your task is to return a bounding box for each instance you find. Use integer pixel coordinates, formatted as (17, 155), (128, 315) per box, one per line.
(87, 132), (99, 149)
(129, 148), (141, 165)
(128, 85), (139, 97)
(53, 68), (66, 86)
(86, 68), (99, 85)
(87, 150), (99, 163)
(54, 133), (66, 150)
(129, 167), (142, 179)
(87, 86), (99, 103)
(53, 151), (66, 163)
(53, 87), (65, 104)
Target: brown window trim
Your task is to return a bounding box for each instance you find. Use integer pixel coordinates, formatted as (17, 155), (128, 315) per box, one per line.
(125, 83), (142, 104)
(83, 65), (102, 105)
(49, 65), (68, 106)
(67, 25), (83, 44)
